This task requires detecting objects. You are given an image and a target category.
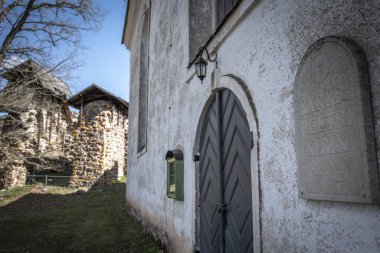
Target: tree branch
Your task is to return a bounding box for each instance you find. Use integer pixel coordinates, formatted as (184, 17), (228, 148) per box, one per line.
(0, 0), (36, 65)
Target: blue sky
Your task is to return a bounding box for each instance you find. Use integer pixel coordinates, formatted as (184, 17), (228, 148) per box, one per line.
(72, 0), (130, 101)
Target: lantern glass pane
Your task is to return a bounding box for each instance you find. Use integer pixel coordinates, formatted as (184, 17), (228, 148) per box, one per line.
(200, 64), (206, 77)
(195, 62), (201, 77)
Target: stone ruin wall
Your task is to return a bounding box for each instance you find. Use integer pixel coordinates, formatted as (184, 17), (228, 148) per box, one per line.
(0, 110), (38, 188)
(0, 87), (73, 189)
(0, 93), (128, 189)
(0, 100), (71, 189)
(65, 100), (128, 187)
(34, 95), (70, 157)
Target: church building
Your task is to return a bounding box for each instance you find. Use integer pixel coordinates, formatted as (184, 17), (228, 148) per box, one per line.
(122, 1), (380, 252)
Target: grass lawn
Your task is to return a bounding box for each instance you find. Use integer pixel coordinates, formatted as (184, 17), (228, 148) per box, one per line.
(0, 183), (164, 253)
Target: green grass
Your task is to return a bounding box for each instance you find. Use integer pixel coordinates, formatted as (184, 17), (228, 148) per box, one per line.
(0, 185), (34, 205)
(0, 183), (164, 253)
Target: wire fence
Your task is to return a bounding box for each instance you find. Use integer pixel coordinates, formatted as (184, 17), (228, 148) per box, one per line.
(26, 175), (73, 188)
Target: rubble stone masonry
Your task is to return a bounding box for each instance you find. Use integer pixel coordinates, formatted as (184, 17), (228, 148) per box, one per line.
(0, 99), (128, 189)
(65, 100), (128, 187)
(0, 104), (69, 189)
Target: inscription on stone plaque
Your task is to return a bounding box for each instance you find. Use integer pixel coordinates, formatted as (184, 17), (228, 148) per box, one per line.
(294, 37), (380, 203)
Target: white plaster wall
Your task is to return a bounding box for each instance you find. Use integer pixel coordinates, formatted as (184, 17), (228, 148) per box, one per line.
(126, 0), (380, 252)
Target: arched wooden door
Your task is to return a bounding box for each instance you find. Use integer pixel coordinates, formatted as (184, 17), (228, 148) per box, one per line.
(199, 89), (253, 253)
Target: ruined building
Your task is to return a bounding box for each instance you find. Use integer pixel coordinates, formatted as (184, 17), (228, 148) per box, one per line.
(0, 61), (129, 189)
(65, 84), (129, 187)
(0, 60), (72, 188)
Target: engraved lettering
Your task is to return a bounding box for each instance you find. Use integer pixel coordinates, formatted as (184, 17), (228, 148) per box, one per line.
(300, 85), (346, 115)
(333, 171), (345, 182)
(321, 137), (330, 154)
(316, 94), (324, 109)
(313, 172), (325, 182)
(301, 107), (352, 135)
(305, 133), (349, 156)
(319, 115), (328, 130)
(312, 171), (345, 182)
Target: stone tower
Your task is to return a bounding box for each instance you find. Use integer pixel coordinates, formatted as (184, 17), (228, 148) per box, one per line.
(66, 84), (129, 187)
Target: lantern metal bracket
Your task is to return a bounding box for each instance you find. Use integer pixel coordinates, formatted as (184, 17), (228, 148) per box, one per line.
(195, 46), (218, 83)
(198, 46), (217, 63)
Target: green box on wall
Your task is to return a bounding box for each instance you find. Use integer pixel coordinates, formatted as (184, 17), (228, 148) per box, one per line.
(166, 150), (184, 201)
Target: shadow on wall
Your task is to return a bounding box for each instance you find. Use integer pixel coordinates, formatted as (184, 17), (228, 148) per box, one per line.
(90, 161), (120, 188)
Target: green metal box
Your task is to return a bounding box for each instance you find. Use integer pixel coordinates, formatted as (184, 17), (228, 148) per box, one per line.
(166, 150), (184, 201)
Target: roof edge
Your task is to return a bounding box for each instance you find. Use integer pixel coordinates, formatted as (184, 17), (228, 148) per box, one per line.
(67, 84), (129, 110)
(121, 0), (141, 49)
(1, 59), (72, 96)
(121, 0), (130, 45)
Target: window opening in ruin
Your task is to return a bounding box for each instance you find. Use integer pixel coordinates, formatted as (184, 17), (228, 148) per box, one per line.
(45, 113), (49, 132)
(37, 111), (43, 150)
(0, 112), (9, 118)
(49, 113), (53, 143)
(56, 105), (61, 133)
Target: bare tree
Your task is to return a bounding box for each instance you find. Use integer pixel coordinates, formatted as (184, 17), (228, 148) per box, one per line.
(0, 0), (103, 67)
(0, 59), (78, 188)
(0, 0), (104, 189)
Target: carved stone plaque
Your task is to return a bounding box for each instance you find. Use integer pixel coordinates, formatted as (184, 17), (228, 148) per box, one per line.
(294, 37), (379, 203)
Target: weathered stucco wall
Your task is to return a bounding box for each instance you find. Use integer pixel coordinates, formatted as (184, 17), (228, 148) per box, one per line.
(126, 0), (380, 252)
(67, 100), (128, 187)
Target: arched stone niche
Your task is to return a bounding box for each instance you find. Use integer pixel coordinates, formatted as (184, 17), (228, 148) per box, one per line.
(294, 36), (380, 203)
(137, 5), (150, 154)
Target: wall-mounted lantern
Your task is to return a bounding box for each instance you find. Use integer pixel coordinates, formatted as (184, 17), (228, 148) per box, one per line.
(195, 47), (217, 83)
(165, 149), (184, 201)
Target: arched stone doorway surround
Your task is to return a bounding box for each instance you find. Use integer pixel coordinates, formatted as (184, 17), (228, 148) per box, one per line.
(192, 71), (261, 252)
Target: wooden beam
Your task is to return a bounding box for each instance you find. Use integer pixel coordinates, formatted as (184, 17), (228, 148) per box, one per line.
(79, 95), (83, 124)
